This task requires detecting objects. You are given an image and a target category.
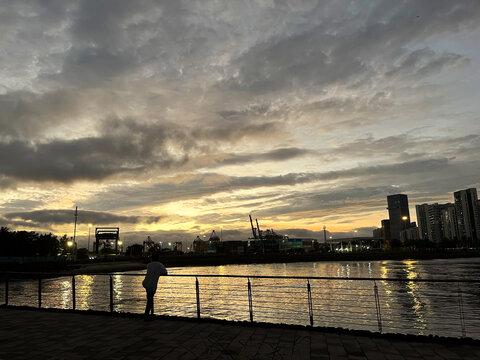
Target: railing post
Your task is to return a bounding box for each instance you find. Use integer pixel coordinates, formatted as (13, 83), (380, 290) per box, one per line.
(373, 280), (382, 333)
(5, 278), (8, 306)
(247, 277), (253, 322)
(38, 278), (42, 309)
(109, 275), (114, 312)
(458, 283), (466, 337)
(307, 279), (314, 326)
(195, 277), (201, 318)
(72, 275), (76, 310)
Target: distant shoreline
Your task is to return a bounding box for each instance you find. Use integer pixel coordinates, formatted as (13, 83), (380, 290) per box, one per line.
(1, 249), (479, 275)
(159, 249), (480, 268)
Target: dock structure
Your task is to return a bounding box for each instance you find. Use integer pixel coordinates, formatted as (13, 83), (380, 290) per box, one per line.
(0, 308), (479, 359)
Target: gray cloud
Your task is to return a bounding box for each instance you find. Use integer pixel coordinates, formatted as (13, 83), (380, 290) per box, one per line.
(2, 209), (161, 226)
(386, 47), (468, 79)
(84, 157), (453, 211)
(0, 199), (45, 212)
(216, 147), (312, 167)
(0, 114), (283, 183)
(0, 90), (81, 139)
(1, 1), (479, 235)
(222, 1), (480, 95)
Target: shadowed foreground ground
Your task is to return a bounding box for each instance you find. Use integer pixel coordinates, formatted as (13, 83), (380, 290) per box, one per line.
(0, 308), (479, 359)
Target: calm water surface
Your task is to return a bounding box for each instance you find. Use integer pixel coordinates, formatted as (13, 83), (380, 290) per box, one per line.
(3, 258), (480, 339)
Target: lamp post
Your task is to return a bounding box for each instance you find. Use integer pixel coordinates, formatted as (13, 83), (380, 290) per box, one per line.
(220, 226), (223, 242)
(402, 216), (408, 243)
(118, 241), (123, 254)
(88, 224), (92, 252)
(67, 238), (77, 261)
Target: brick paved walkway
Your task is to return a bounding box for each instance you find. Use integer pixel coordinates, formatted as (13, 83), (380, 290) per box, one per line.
(0, 308), (479, 359)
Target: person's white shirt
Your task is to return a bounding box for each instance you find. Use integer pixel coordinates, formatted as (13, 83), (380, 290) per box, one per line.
(142, 261), (168, 292)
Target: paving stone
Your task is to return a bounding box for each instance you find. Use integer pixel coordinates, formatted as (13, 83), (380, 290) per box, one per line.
(1, 308), (479, 360)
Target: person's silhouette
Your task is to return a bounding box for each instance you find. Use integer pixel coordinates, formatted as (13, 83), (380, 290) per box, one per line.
(142, 253), (167, 320)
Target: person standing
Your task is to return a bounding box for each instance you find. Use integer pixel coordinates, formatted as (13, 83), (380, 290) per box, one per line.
(142, 253), (167, 320)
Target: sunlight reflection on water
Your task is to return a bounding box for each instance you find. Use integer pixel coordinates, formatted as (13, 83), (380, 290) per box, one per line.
(1, 258), (479, 338)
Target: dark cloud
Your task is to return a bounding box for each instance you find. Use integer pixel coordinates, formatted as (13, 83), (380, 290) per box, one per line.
(0, 90), (81, 139)
(217, 147), (312, 167)
(385, 47), (468, 79)
(1, 1), (479, 234)
(0, 199), (44, 212)
(222, 1), (480, 95)
(84, 158), (452, 210)
(2, 209), (161, 226)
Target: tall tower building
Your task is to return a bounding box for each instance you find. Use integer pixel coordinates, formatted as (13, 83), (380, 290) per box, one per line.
(416, 203), (457, 243)
(416, 204), (429, 239)
(454, 188), (480, 244)
(387, 194), (411, 241)
(441, 204), (458, 240)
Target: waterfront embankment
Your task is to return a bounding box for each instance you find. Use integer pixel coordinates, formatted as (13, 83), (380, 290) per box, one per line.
(157, 249), (480, 268)
(1, 249), (479, 274)
(1, 307), (479, 359)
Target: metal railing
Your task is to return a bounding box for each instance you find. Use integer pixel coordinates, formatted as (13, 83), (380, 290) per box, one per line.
(1, 272), (479, 339)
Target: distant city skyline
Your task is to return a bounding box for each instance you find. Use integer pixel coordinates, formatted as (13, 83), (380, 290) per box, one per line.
(1, 1), (480, 245)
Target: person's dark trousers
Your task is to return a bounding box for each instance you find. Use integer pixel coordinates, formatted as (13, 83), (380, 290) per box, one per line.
(144, 291), (155, 318)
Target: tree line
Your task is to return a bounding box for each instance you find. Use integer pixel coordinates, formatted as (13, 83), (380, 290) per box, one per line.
(0, 227), (67, 257)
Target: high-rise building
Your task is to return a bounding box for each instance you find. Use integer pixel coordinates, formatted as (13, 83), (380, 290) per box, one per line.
(400, 222), (420, 243)
(440, 203), (457, 240)
(454, 188), (480, 244)
(416, 204), (429, 239)
(416, 203), (457, 243)
(381, 219), (391, 241)
(387, 194), (411, 240)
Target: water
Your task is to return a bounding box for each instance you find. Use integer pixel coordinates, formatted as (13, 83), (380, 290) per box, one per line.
(2, 258), (480, 339)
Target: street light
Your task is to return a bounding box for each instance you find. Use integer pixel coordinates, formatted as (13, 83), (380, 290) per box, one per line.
(88, 224), (93, 252)
(220, 226), (223, 241)
(67, 238), (77, 261)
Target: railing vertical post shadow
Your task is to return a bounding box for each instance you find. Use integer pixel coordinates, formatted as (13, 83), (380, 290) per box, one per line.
(373, 280), (382, 333)
(458, 283), (467, 337)
(307, 279), (314, 326)
(109, 275), (113, 313)
(195, 277), (201, 318)
(247, 277), (253, 322)
(5, 278), (8, 306)
(38, 278), (42, 309)
(72, 275), (76, 310)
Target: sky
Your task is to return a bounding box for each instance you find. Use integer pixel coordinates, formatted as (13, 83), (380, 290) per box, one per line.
(1, 0), (480, 248)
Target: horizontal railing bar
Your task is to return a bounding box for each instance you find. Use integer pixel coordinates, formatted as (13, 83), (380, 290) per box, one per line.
(199, 294), (247, 299)
(253, 305), (307, 313)
(253, 299), (307, 305)
(311, 293), (376, 299)
(252, 294), (307, 301)
(258, 314), (308, 322)
(311, 286), (374, 291)
(250, 289), (305, 295)
(2, 271), (479, 283)
(315, 313), (376, 322)
(312, 308), (374, 316)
